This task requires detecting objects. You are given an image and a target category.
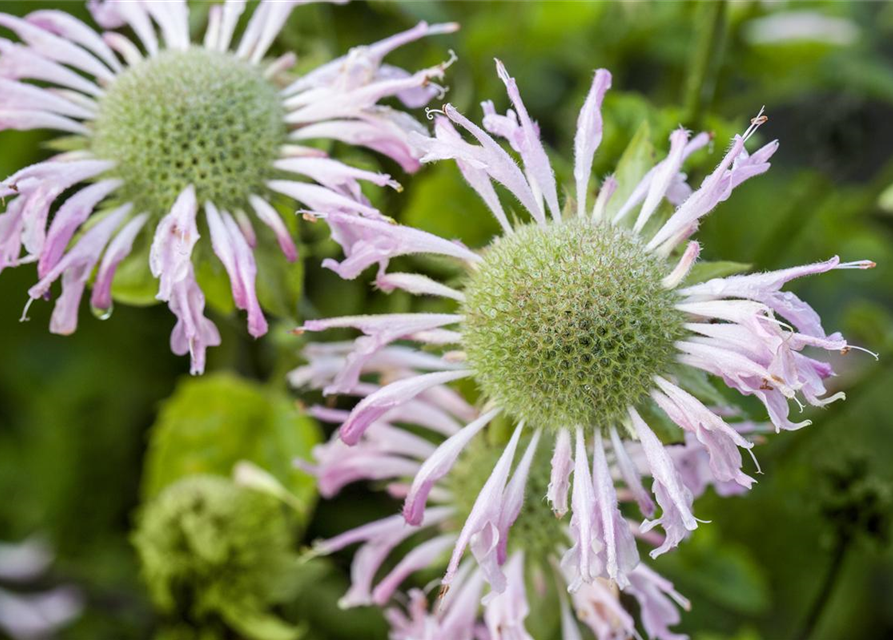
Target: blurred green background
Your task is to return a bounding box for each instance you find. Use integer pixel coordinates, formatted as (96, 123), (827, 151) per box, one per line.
(2, 1), (893, 638)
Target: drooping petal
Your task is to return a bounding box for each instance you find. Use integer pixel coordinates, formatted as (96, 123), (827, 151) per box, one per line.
(149, 185), (198, 302)
(609, 425), (655, 518)
(90, 212), (149, 312)
(496, 429), (542, 565)
(39, 179), (121, 278)
(205, 203), (267, 338)
(26, 203), (130, 335)
(320, 212), (480, 280)
(371, 534), (457, 606)
(592, 430), (639, 588)
(483, 552), (534, 640)
(443, 422), (524, 591)
(403, 408), (500, 525)
(561, 426), (597, 591)
(547, 428), (574, 518)
(339, 370), (473, 445)
(629, 407), (698, 558)
(167, 264), (221, 375)
(626, 565), (691, 640)
(248, 195), (297, 262)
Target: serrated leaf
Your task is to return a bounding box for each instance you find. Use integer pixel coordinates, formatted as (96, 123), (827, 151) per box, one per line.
(142, 373), (321, 527)
(684, 260), (751, 285)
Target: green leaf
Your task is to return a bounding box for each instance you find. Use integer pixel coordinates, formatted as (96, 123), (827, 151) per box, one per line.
(142, 373), (321, 527)
(222, 606), (304, 640)
(603, 119), (655, 225)
(657, 527), (770, 615)
(254, 235), (304, 320)
(401, 163), (501, 249)
(684, 260), (751, 285)
(109, 229), (162, 307)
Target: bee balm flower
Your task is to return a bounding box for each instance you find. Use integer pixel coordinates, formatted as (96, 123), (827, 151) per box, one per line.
(0, 0), (455, 373)
(294, 354), (697, 639)
(297, 60), (874, 599)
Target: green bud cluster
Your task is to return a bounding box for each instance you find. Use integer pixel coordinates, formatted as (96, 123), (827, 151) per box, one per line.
(93, 48), (285, 216)
(132, 475), (297, 634)
(462, 219), (684, 433)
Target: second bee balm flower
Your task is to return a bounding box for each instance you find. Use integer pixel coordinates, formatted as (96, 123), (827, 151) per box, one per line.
(298, 60), (875, 597)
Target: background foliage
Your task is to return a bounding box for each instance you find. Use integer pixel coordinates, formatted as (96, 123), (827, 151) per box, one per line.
(1, 1), (893, 639)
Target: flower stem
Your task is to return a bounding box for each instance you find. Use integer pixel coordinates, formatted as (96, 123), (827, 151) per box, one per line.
(794, 534), (850, 640)
(683, 0), (728, 129)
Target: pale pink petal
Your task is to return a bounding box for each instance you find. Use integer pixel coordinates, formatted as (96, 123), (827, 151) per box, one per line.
(648, 114), (778, 252)
(167, 264), (221, 375)
(299, 313), (461, 394)
(0, 38), (102, 97)
(496, 429), (542, 565)
(27, 203), (130, 335)
(592, 430), (639, 588)
(0, 13), (114, 81)
(495, 59), (559, 221)
(39, 179), (121, 278)
(629, 407), (698, 558)
(372, 534), (457, 606)
(653, 376), (755, 489)
(376, 272), (465, 301)
(442, 103), (545, 225)
(143, 0), (189, 51)
(443, 422), (525, 590)
(634, 128), (690, 233)
(626, 565), (690, 640)
(483, 552), (533, 640)
(26, 9), (121, 73)
(547, 428), (573, 518)
(291, 111), (427, 173)
(561, 426), (597, 591)
(609, 425), (655, 518)
(89, 0), (158, 56)
(403, 408), (500, 525)
(0, 79), (94, 120)
(149, 185), (198, 302)
(248, 195), (297, 262)
(573, 69), (611, 217)
(0, 109), (88, 135)
(90, 212), (149, 312)
(268, 179), (381, 218)
(662, 241), (700, 289)
(205, 203), (267, 338)
(340, 370), (472, 445)
(321, 212), (480, 280)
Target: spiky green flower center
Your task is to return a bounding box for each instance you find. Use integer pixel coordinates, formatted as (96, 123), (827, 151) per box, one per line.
(462, 220), (684, 433)
(93, 48), (285, 215)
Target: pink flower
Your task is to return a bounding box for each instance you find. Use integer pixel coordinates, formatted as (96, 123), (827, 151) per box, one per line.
(296, 59), (873, 636)
(0, 1), (456, 373)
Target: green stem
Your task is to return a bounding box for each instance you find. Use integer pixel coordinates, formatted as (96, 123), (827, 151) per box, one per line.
(684, 1), (728, 129)
(794, 534), (850, 640)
